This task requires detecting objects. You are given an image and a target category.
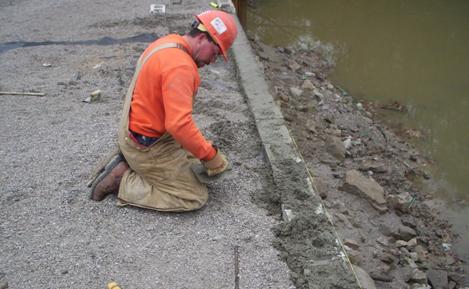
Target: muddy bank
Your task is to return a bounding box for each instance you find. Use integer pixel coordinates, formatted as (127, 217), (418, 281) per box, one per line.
(248, 37), (468, 289)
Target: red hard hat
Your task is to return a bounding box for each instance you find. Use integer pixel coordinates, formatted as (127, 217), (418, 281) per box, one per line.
(196, 10), (238, 60)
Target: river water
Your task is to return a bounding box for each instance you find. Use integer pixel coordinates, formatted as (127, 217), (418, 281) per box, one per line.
(246, 0), (468, 265)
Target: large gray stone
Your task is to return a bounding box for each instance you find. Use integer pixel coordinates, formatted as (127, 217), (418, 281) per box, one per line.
(397, 225), (417, 241)
(342, 170), (387, 210)
(410, 268), (428, 283)
(387, 191), (413, 213)
(289, 86), (303, 97)
(301, 79), (315, 90)
(352, 265), (377, 289)
(326, 136), (346, 161)
(427, 269), (448, 289)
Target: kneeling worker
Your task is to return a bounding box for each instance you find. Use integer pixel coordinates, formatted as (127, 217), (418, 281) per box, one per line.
(90, 10), (238, 212)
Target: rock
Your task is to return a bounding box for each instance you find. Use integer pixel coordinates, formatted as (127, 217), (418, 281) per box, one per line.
(313, 89), (324, 100)
(306, 119), (317, 134)
(376, 236), (389, 247)
(333, 212), (354, 229)
(324, 127), (342, 136)
(342, 170), (387, 211)
(346, 248), (363, 265)
(423, 171), (432, 179)
(83, 89), (102, 103)
(401, 216), (418, 229)
(344, 238), (360, 250)
(427, 269), (448, 289)
(343, 136), (352, 149)
(301, 79), (315, 90)
(397, 225), (417, 241)
(409, 252), (419, 261)
(413, 245), (428, 262)
(359, 160), (388, 173)
(323, 115), (334, 124)
(402, 257), (418, 269)
(448, 272), (468, 287)
(326, 136), (346, 161)
(287, 59), (301, 71)
(378, 222), (393, 236)
(406, 238), (418, 248)
(295, 104), (309, 112)
(377, 251), (395, 264)
(314, 178), (329, 199)
(370, 272), (393, 282)
(280, 94), (290, 102)
(410, 268), (427, 283)
(396, 240), (408, 247)
(400, 246), (410, 255)
(387, 192), (413, 213)
(411, 285), (431, 289)
(304, 71), (315, 77)
(91, 89), (101, 97)
(289, 86), (303, 97)
(448, 281), (456, 289)
(445, 254), (457, 266)
(327, 83), (334, 90)
(0, 280), (7, 289)
(352, 265), (377, 289)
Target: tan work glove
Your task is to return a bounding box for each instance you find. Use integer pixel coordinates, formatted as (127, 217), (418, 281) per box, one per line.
(203, 149), (230, 176)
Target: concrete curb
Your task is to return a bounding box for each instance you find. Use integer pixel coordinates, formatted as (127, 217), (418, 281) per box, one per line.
(230, 12), (362, 289)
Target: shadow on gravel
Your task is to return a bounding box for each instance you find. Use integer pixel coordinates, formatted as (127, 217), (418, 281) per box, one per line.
(0, 33), (159, 55)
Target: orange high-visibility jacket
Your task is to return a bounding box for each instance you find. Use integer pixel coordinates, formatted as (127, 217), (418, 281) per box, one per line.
(128, 34), (216, 161)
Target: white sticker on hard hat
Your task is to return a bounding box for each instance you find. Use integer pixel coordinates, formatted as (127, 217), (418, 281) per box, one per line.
(210, 17), (227, 35)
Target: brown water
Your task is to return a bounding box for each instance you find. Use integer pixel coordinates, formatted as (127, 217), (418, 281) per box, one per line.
(247, 0), (469, 265)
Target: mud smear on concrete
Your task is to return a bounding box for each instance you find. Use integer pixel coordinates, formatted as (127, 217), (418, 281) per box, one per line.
(271, 158), (358, 289)
(274, 211), (356, 289)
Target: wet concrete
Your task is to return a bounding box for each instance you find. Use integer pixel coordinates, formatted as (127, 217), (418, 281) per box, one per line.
(231, 16), (361, 289)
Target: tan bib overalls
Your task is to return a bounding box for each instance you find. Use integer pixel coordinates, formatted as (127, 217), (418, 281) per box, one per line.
(117, 43), (208, 212)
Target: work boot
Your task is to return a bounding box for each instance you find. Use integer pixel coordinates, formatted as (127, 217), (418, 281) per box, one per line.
(90, 156), (129, 201)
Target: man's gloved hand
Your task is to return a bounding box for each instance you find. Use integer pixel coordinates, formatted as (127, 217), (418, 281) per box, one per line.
(203, 148), (229, 176)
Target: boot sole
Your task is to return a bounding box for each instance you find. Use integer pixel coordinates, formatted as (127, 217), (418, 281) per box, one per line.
(89, 154), (123, 200)
(86, 147), (121, 188)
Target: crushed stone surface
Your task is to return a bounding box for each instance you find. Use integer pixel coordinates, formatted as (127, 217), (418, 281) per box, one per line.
(0, 1), (294, 288)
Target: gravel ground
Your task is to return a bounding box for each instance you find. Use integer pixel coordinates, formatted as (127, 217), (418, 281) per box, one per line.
(0, 0), (293, 288)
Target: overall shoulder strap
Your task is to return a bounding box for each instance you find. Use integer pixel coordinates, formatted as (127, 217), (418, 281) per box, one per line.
(126, 42), (189, 102)
(119, 41), (191, 129)
(138, 42), (189, 67)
